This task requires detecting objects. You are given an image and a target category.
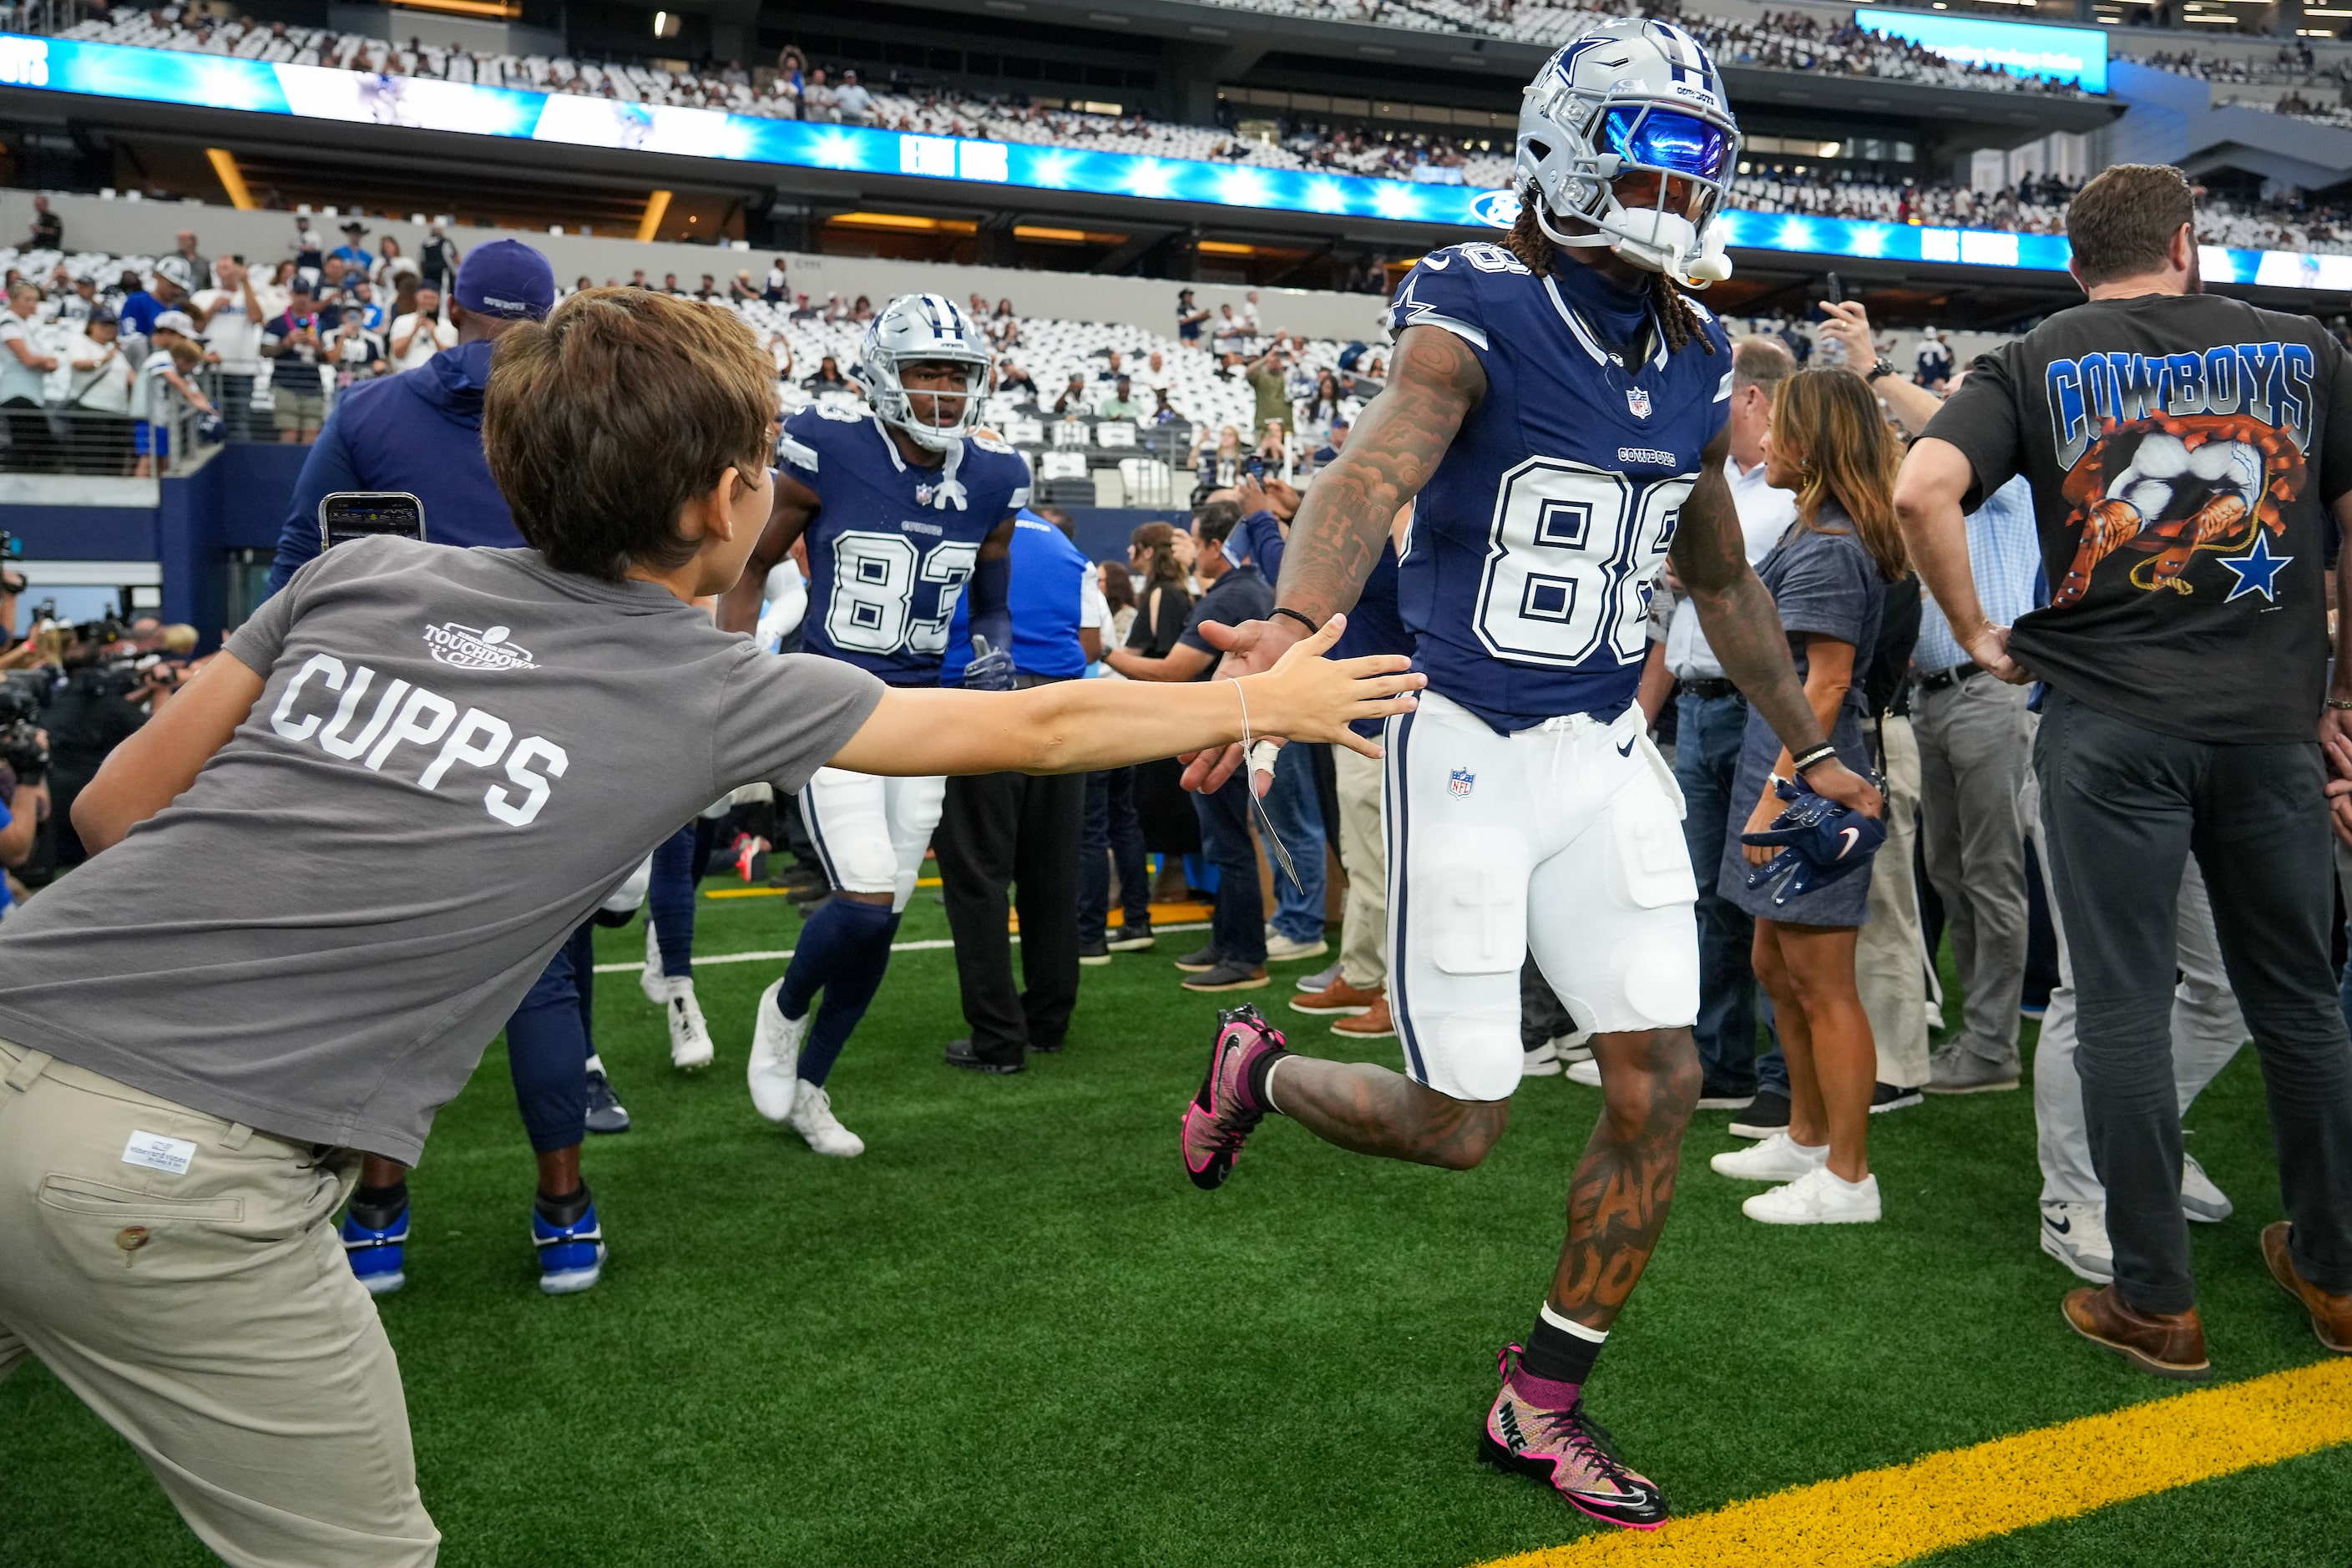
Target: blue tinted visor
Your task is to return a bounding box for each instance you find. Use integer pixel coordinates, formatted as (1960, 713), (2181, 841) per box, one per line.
(1601, 107), (1732, 183)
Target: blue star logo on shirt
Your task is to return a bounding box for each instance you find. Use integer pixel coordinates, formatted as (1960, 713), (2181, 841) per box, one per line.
(2215, 530), (2292, 604)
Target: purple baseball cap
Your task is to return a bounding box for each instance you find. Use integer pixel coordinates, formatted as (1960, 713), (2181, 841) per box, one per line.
(453, 238), (555, 322)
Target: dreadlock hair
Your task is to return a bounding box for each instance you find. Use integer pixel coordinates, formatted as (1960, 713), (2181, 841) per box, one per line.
(1505, 197), (1717, 358)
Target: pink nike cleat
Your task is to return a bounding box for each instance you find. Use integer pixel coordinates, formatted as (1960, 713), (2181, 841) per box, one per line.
(1181, 1004), (1285, 1191)
(1479, 1345), (1670, 1530)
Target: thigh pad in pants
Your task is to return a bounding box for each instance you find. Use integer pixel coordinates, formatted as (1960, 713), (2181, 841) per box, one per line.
(801, 768), (946, 912)
(1530, 773), (1701, 1036)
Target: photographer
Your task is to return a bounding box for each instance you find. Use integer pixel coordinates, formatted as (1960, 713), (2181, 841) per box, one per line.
(38, 625), (156, 870)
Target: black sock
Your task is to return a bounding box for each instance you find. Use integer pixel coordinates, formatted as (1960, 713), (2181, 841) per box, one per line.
(1521, 1309), (1605, 1388)
(1246, 1047), (1292, 1115)
(350, 1181), (407, 1231)
(534, 1181), (592, 1228)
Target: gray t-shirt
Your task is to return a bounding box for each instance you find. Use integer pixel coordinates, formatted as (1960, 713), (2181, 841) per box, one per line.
(0, 539), (883, 1162)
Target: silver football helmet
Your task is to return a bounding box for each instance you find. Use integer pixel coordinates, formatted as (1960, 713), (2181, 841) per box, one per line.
(855, 292), (994, 452)
(1514, 18), (1742, 288)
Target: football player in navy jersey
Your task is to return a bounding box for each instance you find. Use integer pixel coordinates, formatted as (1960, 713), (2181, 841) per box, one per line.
(1174, 20), (1882, 1528)
(717, 293), (1031, 1156)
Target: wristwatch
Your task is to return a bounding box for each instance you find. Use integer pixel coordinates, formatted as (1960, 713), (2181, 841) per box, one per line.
(1865, 357), (1899, 382)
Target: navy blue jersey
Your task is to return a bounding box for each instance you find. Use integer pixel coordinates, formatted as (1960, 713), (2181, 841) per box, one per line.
(1388, 241), (1732, 731)
(776, 404), (1031, 685)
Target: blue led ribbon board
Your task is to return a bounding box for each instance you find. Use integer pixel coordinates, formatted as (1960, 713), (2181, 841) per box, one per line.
(0, 32), (2329, 289)
(1851, 5), (2107, 94)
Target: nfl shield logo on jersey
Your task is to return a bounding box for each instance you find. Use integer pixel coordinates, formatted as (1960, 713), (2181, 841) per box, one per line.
(915, 483), (933, 506)
(1448, 767), (1476, 798)
(1626, 387), (1652, 419)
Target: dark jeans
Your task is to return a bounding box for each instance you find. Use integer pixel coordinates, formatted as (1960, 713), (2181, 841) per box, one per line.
(2036, 690), (2352, 1312)
(935, 768), (1085, 1060)
(1077, 767), (1150, 945)
(1191, 772), (1267, 967)
(1676, 688), (1783, 1094)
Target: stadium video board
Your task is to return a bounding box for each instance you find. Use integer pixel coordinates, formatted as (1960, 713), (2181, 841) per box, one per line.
(1851, 5), (2108, 94)
(0, 31), (2329, 293)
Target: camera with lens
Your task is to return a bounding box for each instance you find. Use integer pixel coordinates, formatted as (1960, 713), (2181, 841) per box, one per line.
(0, 675), (49, 786)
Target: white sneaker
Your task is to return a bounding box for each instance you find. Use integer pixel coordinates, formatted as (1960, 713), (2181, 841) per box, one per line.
(2179, 1153), (2233, 1223)
(1566, 1059), (1602, 1087)
(2039, 1200), (2113, 1283)
(746, 979), (808, 1122)
(1559, 1030), (1594, 1065)
(639, 921), (674, 1005)
(667, 982), (716, 1072)
(788, 1084), (865, 1157)
(1263, 931), (1330, 963)
(1522, 1039), (1565, 1077)
(1743, 1166), (1881, 1225)
(1710, 1131), (1830, 1183)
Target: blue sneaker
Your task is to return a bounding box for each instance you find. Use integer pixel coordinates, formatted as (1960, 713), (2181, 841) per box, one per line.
(339, 1204), (408, 1297)
(533, 1201), (606, 1295)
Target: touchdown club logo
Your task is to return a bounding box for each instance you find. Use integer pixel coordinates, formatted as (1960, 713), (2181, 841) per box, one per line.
(423, 622), (539, 672)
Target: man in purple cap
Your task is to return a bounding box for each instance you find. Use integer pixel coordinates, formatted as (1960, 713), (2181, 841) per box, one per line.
(261, 238), (634, 1299)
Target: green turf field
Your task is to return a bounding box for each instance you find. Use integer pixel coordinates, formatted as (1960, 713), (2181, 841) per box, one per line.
(5, 880), (2348, 1567)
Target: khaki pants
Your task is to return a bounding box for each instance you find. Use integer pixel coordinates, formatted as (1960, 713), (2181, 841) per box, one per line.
(1333, 743), (1388, 991)
(0, 1038), (439, 1567)
(1857, 715), (1931, 1090)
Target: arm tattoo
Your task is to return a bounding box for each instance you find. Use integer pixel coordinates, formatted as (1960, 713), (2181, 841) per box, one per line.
(1669, 434), (1829, 758)
(1274, 325), (1485, 624)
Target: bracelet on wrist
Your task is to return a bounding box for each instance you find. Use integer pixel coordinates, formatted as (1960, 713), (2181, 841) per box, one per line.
(1269, 606), (1320, 637)
(2329, 698), (2352, 712)
(1791, 743), (1839, 775)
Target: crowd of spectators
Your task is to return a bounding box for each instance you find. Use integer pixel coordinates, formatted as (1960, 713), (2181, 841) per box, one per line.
(1732, 168), (2352, 254)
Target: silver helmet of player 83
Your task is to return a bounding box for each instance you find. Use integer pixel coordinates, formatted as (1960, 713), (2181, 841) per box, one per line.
(855, 292), (994, 451)
(1514, 18), (1741, 288)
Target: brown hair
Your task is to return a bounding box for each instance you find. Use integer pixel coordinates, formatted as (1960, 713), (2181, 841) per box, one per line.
(1130, 520), (1186, 586)
(484, 288), (775, 582)
(2066, 164), (2194, 287)
(1770, 367), (1908, 582)
(1505, 200), (1716, 358)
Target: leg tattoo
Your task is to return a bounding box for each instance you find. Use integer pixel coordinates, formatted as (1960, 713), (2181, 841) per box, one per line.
(1549, 1028), (1702, 1332)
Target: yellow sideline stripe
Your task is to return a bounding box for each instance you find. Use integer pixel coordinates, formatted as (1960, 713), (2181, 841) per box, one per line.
(1476, 1358), (2352, 1568)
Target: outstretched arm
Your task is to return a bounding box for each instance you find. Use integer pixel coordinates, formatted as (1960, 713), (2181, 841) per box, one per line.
(717, 473), (820, 635)
(1671, 427), (1881, 818)
(1179, 325), (1484, 791)
(1893, 436), (2023, 683)
(829, 617), (1420, 776)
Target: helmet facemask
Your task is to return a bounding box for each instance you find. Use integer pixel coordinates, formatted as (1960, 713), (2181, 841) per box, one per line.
(1515, 35), (1742, 289)
(855, 294), (996, 453)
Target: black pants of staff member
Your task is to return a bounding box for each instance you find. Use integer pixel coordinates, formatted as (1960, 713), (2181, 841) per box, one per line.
(936, 761), (1085, 1067)
(2036, 689), (2352, 1315)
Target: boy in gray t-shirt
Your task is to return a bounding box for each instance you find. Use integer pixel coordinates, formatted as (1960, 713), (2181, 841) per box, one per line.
(0, 288), (1419, 1568)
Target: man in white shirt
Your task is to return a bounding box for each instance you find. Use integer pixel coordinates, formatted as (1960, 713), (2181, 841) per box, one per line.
(1662, 336), (1797, 1115)
(52, 309), (134, 471)
(190, 256), (267, 441)
(0, 281), (60, 471)
(388, 287), (455, 371)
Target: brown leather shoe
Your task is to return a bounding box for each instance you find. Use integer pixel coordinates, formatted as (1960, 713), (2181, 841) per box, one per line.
(1291, 977), (1380, 1017)
(1331, 994), (1395, 1040)
(2263, 1222), (2352, 1354)
(2063, 1286), (2212, 1380)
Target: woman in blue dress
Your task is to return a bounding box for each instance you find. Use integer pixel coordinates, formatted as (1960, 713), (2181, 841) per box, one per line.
(1711, 367), (1909, 1227)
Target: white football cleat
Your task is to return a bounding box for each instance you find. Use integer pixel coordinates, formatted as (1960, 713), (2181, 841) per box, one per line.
(1565, 1059), (1603, 1087)
(2039, 1200), (2114, 1283)
(1743, 1166), (1880, 1225)
(639, 921), (674, 1006)
(1711, 1131), (1830, 1183)
(788, 1084), (865, 1158)
(667, 982), (716, 1072)
(2179, 1154), (2233, 1224)
(746, 979), (808, 1122)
